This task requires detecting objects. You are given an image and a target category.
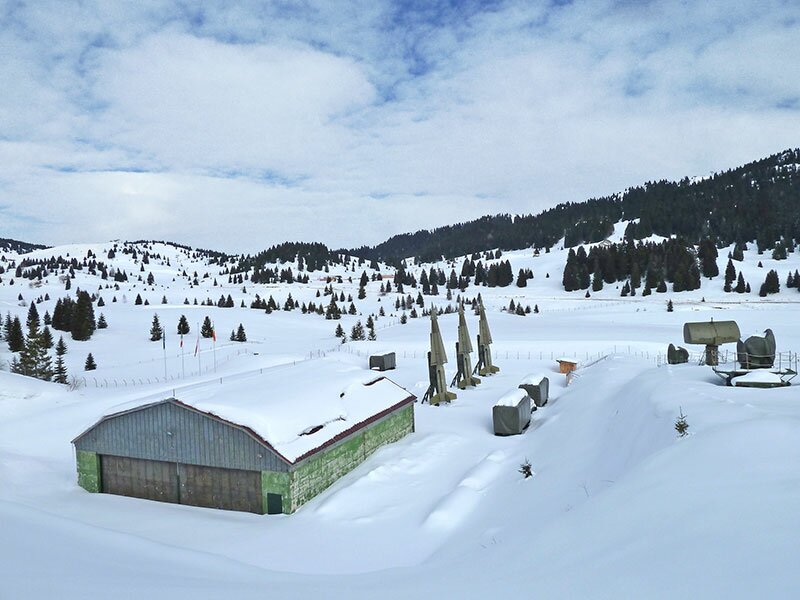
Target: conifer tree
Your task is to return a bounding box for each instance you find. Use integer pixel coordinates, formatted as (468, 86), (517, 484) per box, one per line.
(41, 326), (54, 349)
(85, 353), (97, 371)
(53, 336), (68, 384)
(7, 316), (24, 352)
(200, 316), (214, 338)
(177, 315), (190, 335)
(735, 272), (747, 293)
(71, 291), (96, 341)
(235, 323), (247, 342)
(26, 302), (40, 334)
(350, 320), (365, 341)
(150, 314), (163, 341)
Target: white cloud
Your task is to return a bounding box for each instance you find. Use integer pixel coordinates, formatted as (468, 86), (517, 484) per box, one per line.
(1, 0), (799, 252)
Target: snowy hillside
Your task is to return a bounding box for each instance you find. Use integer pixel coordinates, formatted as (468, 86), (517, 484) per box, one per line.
(1, 236), (799, 598)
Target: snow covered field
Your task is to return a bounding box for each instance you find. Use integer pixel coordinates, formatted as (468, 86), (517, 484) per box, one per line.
(1, 239), (799, 599)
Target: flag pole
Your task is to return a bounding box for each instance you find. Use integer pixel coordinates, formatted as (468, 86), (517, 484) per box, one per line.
(196, 322), (201, 374)
(180, 333), (185, 378)
(212, 321), (217, 373)
(161, 326), (167, 380)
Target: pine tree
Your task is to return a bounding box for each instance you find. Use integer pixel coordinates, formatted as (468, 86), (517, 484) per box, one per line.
(41, 326), (54, 349)
(135, 293), (143, 305)
(7, 316), (24, 352)
(150, 314), (163, 341)
(177, 315), (190, 335)
(235, 323), (247, 342)
(26, 302), (40, 334)
(675, 407), (689, 437)
(53, 336), (68, 384)
(200, 316), (214, 338)
(667, 300), (674, 312)
(71, 291), (96, 341)
(334, 323), (345, 338)
(350, 321), (366, 341)
(97, 314), (108, 329)
(84, 353), (97, 371)
(735, 272), (747, 293)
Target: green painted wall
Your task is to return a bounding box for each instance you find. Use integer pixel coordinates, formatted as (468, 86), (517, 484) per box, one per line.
(261, 470), (291, 514)
(76, 450), (101, 493)
(288, 403), (414, 513)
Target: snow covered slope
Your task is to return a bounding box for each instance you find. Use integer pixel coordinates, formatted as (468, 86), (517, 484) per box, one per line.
(1, 236), (799, 598)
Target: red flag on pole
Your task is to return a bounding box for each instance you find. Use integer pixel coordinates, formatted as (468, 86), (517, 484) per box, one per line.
(212, 324), (216, 343)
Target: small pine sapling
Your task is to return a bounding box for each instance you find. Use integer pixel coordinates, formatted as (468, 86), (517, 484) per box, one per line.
(519, 459), (533, 479)
(675, 407), (689, 437)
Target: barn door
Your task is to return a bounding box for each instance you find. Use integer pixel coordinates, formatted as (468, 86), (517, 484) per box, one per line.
(100, 455), (179, 503)
(178, 463), (263, 514)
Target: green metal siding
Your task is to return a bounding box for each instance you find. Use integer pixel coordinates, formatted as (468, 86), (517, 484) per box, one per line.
(261, 470), (291, 514)
(288, 404), (414, 513)
(76, 450), (101, 493)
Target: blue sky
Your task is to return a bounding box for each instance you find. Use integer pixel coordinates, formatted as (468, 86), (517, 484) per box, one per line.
(1, 0), (798, 253)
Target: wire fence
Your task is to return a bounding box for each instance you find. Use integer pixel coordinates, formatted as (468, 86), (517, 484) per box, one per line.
(68, 340), (800, 391)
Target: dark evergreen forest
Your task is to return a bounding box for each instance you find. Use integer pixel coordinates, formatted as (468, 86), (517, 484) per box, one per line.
(347, 149), (800, 264)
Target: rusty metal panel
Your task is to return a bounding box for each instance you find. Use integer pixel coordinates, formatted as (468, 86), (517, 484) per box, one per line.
(100, 455), (179, 504)
(178, 463), (263, 514)
(75, 400), (289, 473)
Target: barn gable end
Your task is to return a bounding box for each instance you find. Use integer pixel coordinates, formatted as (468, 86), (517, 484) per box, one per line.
(73, 400), (291, 473)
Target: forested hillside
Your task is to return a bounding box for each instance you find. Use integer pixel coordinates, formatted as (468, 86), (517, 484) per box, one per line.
(348, 149), (800, 264)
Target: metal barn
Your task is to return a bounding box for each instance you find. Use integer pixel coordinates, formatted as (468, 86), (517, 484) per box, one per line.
(73, 369), (415, 515)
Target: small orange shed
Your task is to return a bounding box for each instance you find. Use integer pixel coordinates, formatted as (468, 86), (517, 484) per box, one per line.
(557, 358), (578, 374)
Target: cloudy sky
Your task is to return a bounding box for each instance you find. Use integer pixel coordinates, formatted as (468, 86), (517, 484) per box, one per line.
(2, 1), (799, 253)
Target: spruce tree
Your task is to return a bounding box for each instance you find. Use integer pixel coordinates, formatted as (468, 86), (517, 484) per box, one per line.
(7, 316), (24, 352)
(235, 323), (247, 342)
(26, 302), (40, 334)
(201, 316), (214, 338)
(150, 314), (163, 341)
(84, 353), (97, 371)
(71, 291), (96, 341)
(53, 336), (68, 384)
(735, 272), (747, 293)
(97, 314), (108, 329)
(41, 326), (54, 349)
(177, 315), (190, 335)
(350, 321), (365, 341)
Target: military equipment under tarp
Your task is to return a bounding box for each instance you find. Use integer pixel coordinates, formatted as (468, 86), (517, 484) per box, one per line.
(683, 320), (740, 366)
(452, 303), (481, 389)
(422, 307), (457, 405)
(474, 299), (500, 377)
(667, 343), (689, 365)
(493, 389), (531, 435)
(519, 374), (549, 407)
(369, 352), (396, 371)
(737, 329), (776, 369)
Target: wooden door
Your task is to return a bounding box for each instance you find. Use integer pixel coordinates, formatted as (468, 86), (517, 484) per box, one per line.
(178, 463), (263, 514)
(100, 455), (179, 503)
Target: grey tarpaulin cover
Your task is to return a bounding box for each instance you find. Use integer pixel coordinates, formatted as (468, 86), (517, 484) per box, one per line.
(369, 352), (396, 371)
(519, 374), (549, 407)
(493, 389), (531, 436)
